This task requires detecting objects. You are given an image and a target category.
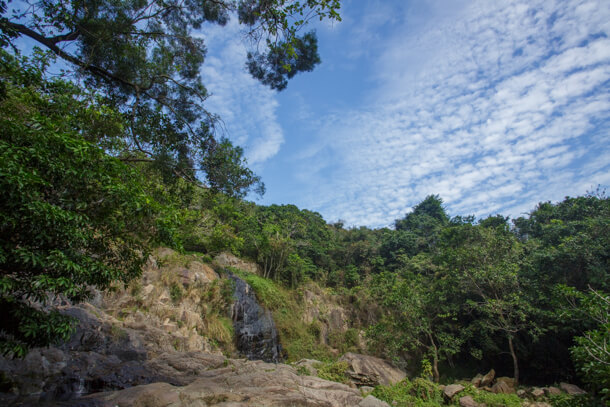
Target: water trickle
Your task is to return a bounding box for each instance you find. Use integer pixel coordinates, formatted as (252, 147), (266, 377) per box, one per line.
(229, 273), (282, 363)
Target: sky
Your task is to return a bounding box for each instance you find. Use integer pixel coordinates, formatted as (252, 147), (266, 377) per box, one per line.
(198, 0), (610, 228)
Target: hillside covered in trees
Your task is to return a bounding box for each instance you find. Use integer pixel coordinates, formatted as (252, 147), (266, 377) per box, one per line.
(0, 0), (609, 406)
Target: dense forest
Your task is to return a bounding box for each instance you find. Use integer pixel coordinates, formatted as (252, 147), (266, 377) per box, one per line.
(0, 0), (608, 406)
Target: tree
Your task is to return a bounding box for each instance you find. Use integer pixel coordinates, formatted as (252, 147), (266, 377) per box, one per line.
(395, 195), (449, 252)
(1, 0), (341, 196)
(561, 286), (610, 401)
(368, 260), (463, 382)
(439, 224), (542, 385)
(0, 50), (172, 356)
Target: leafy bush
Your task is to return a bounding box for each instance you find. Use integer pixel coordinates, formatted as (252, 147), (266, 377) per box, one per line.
(316, 361), (350, 384)
(371, 378), (443, 407)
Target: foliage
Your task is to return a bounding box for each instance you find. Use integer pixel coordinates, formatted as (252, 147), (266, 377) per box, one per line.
(561, 286), (610, 401)
(0, 50), (172, 356)
(459, 384), (522, 407)
(315, 360), (350, 384)
(1, 0), (342, 197)
(371, 378), (443, 407)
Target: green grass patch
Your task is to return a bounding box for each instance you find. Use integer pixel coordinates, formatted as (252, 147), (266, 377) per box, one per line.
(316, 361), (351, 384)
(459, 385), (521, 407)
(372, 378), (444, 407)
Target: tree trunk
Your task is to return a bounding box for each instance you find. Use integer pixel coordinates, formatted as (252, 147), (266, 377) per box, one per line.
(508, 335), (519, 386)
(428, 333), (440, 383)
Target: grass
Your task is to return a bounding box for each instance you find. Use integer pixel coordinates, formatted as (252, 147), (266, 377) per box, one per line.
(316, 361), (351, 384)
(372, 378), (444, 407)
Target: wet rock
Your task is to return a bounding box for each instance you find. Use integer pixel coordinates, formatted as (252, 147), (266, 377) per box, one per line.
(230, 273), (282, 363)
(339, 352), (406, 387)
(559, 382), (586, 395)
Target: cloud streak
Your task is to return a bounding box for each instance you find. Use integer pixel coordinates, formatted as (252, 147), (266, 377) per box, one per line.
(303, 0), (610, 227)
(198, 18), (284, 167)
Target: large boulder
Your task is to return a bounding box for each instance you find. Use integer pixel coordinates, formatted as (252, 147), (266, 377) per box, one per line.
(359, 395), (391, 407)
(443, 384), (465, 400)
(559, 382), (586, 395)
(71, 360), (365, 406)
(480, 368), (495, 387)
(460, 395), (483, 407)
(339, 353), (406, 387)
(492, 377), (515, 394)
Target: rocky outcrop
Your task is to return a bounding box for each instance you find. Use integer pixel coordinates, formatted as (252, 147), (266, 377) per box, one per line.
(339, 352), (406, 387)
(214, 252), (261, 274)
(67, 359), (366, 407)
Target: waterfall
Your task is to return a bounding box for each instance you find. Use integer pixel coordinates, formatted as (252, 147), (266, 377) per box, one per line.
(229, 273), (282, 363)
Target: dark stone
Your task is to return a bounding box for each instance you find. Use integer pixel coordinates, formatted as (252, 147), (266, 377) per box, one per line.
(229, 273), (282, 363)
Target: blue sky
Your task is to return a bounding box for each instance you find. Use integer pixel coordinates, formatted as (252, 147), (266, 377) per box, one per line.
(199, 0), (610, 228)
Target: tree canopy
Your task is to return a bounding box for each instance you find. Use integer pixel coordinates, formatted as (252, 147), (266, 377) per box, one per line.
(1, 0), (341, 196)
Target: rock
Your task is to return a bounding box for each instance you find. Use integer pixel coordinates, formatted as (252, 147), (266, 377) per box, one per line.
(339, 352), (406, 387)
(328, 307), (349, 332)
(443, 384), (465, 399)
(523, 403), (552, 407)
(491, 380), (514, 394)
(460, 395), (482, 407)
(359, 395), (391, 407)
(73, 360), (364, 407)
(517, 389), (527, 398)
(491, 377), (515, 394)
(545, 386), (562, 396)
(360, 386), (375, 394)
(471, 373), (484, 387)
(230, 273), (282, 363)
(531, 387), (545, 398)
(214, 252), (260, 274)
(294, 359), (321, 376)
(480, 369), (495, 387)
(560, 382), (586, 395)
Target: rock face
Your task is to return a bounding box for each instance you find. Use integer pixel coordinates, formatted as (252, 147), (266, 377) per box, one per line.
(230, 273), (282, 363)
(339, 352), (406, 387)
(214, 252), (261, 274)
(67, 359), (365, 407)
(0, 303), (227, 405)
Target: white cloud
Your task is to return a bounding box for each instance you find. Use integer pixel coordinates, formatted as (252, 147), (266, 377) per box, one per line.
(197, 18), (284, 166)
(300, 0), (610, 227)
